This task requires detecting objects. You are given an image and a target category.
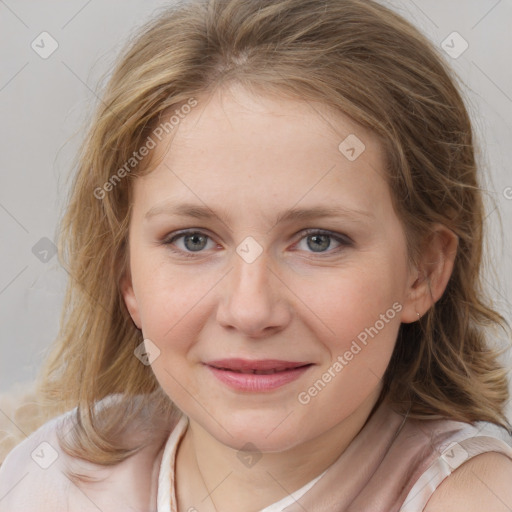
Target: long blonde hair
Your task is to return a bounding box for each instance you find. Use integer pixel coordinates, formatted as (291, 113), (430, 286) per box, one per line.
(33, 0), (511, 465)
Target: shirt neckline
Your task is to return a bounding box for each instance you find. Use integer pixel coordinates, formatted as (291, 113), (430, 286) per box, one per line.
(156, 413), (328, 512)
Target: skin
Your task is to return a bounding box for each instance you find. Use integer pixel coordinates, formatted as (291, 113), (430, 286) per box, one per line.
(423, 453), (512, 511)
(121, 83), (459, 511)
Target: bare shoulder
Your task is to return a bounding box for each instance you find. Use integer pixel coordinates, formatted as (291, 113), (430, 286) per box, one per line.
(423, 452), (512, 512)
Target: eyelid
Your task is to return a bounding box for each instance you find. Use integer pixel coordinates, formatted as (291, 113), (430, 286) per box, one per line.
(298, 228), (353, 246)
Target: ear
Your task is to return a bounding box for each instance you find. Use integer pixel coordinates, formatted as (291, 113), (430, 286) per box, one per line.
(400, 224), (458, 323)
(119, 267), (142, 330)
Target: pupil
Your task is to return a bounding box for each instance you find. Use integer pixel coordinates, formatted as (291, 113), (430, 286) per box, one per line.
(308, 234), (330, 252)
(185, 233), (207, 251)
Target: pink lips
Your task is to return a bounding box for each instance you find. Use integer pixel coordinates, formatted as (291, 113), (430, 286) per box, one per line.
(204, 358), (313, 392)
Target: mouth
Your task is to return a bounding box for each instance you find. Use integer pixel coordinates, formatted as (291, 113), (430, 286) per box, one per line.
(204, 359), (314, 392)
(205, 358), (313, 373)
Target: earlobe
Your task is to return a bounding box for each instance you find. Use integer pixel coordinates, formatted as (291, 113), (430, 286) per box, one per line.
(400, 225), (458, 324)
(119, 270), (142, 330)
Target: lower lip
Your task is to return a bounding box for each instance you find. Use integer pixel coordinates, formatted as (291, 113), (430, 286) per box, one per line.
(205, 365), (312, 392)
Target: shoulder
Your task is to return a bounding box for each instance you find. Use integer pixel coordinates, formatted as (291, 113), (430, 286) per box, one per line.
(0, 384), (51, 465)
(0, 394), (178, 511)
(397, 413), (512, 512)
(0, 407), (76, 511)
(423, 451), (512, 511)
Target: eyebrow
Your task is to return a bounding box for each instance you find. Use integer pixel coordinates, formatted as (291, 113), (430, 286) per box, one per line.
(144, 201), (374, 224)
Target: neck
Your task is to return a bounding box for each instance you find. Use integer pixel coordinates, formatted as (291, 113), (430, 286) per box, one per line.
(175, 389), (383, 512)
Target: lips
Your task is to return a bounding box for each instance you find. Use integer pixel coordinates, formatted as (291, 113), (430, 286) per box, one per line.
(205, 359), (314, 392)
(206, 358), (312, 374)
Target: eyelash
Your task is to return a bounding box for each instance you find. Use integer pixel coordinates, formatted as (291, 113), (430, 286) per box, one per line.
(162, 229), (353, 258)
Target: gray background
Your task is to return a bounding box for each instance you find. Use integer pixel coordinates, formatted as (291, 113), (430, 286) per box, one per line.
(1, 0), (511, 417)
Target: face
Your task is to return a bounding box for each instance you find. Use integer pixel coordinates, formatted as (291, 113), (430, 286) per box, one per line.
(121, 84), (417, 452)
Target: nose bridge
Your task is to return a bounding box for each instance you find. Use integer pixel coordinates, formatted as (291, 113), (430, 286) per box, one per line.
(234, 247), (270, 295)
(216, 240), (290, 336)
(230, 234), (272, 297)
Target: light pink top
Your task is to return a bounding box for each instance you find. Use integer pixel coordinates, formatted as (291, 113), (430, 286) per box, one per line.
(156, 414), (328, 512)
(0, 395), (511, 511)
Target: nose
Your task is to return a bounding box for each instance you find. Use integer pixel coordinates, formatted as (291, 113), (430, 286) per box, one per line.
(215, 249), (292, 339)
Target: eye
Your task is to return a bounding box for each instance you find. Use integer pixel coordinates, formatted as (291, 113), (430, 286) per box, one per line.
(293, 229), (353, 254)
(163, 228), (352, 258)
(163, 230), (217, 256)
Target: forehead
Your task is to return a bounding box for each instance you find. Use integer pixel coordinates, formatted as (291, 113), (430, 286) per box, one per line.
(163, 84), (379, 159)
(132, 84), (392, 222)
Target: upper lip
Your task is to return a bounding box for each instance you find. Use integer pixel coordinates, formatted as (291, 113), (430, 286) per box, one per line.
(205, 358), (312, 372)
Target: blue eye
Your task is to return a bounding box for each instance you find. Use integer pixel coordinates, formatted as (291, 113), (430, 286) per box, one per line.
(294, 229), (352, 253)
(163, 229), (352, 258)
(164, 231), (216, 254)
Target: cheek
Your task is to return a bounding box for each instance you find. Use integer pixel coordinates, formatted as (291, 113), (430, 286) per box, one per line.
(294, 268), (403, 423)
(131, 254), (197, 346)
(293, 261), (404, 350)
(133, 261), (210, 404)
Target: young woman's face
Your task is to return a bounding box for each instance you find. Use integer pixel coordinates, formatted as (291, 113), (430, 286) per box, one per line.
(122, 85), (417, 451)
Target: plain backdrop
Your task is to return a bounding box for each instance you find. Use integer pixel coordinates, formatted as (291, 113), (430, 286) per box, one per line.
(1, 1), (511, 420)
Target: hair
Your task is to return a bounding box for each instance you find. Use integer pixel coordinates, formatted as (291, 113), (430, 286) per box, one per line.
(32, 0), (511, 465)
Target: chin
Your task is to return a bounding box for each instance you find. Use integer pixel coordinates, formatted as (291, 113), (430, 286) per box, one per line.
(201, 411), (308, 453)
